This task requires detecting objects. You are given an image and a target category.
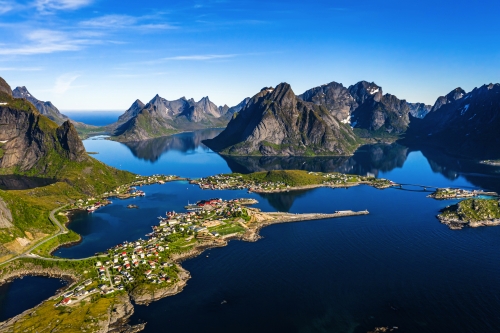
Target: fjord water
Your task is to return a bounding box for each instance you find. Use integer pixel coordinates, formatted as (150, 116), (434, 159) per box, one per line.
(57, 130), (500, 332)
(0, 277), (66, 322)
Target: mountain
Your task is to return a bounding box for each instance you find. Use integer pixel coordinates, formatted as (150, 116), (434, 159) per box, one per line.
(11, 86), (98, 136)
(12, 86), (69, 125)
(112, 95), (242, 142)
(405, 84), (500, 158)
(0, 87), (86, 173)
(299, 80), (432, 134)
(408, 102), (432, 118)
(203, 83), (361, 156)
(298, 82), (356, 124)
(218, 97), (250, 117)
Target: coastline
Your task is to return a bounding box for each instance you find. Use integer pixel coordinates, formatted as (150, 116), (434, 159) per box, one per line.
(438, 216), (500, 230)
(0, 175), (371, 332)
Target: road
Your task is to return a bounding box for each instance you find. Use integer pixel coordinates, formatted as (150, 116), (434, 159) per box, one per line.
(0, 204), (98, 266)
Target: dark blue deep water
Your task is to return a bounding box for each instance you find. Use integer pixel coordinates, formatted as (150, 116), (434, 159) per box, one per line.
(0, 276), (66, 322)
(8, 127), (500, 332)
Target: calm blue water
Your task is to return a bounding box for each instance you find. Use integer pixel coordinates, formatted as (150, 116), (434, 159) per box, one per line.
(0, 277), (66, 322)
(63, 111), (123, 126)
(7, 127), (500, 331)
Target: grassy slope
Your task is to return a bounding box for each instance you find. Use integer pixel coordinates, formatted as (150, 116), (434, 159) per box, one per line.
(439, 199), (500, 222)
(0, 92), (136, 255)
(239, 170), (325, 186)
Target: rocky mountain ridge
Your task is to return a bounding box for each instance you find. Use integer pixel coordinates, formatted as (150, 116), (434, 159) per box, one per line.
(299, 80), (432, 134)
(405, 83), (500, 158)
(111, 94), (249, 142)
(203, 83), (361, 156)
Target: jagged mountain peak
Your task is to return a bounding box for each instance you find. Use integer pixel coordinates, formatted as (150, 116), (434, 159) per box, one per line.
(430, 87), (466, 113)
(348, 81), (383, 104)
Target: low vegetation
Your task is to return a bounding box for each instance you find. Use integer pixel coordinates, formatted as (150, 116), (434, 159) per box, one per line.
(439, 199), (500, 222)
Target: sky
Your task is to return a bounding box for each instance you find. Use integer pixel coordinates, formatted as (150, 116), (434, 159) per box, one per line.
(0, 0), (499, 111)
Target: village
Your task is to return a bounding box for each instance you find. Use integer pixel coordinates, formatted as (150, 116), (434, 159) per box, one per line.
(67, 174), (183, 213)
(428, 187), (498, 199)
(191, 171), (393, 193)
(55, 196), (259, 307)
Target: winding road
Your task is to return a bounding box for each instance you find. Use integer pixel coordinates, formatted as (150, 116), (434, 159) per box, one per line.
(0, 205), (105, 266)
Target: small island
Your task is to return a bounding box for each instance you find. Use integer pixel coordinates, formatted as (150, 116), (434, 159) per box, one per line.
(438, 198), (500, 229)
(427, 188), (497, 200)
(191, 170), (394, 193)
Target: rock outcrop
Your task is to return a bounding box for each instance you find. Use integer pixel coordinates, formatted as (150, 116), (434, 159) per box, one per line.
(203, 83), (361, 156)
(405, 83), (500, 158)
(0, 82), (87, 173)
(0, 77), (12, 96)
(0, 198), (13, 228)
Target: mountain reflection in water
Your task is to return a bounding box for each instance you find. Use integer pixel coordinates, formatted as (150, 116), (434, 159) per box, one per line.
(123, 128), (223, 162)
(92, 129), (500, 194)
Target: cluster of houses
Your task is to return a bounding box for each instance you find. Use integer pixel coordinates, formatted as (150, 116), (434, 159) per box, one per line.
(55, 279), (96, 307)
(192, 174), (292, 192)
(56, 196), (254, 307)
(430, 188), (481, 199)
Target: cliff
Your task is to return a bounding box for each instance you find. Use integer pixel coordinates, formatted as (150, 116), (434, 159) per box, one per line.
(203, 83), (361, 156)
(0, 91), (86, 174)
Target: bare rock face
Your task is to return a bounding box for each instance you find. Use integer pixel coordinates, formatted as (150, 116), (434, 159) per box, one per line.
(298, 80), (431, 134)
(0, 102), (86, 172)
(0, 77), (12, 96)
(203, 83), (360, 156)
(56, 121), (87, 161)
(299, 81), (356, 123)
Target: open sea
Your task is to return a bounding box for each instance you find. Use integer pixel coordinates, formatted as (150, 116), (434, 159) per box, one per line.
(3, 120), (500, 332)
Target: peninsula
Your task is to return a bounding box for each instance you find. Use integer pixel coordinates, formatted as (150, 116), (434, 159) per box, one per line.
(0, 180), (368, 332)
(190, 169), (394, 193)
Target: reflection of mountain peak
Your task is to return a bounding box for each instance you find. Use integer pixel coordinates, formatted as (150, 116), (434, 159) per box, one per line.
(122, 129), (223, 162)
(222, 143), (409, 177)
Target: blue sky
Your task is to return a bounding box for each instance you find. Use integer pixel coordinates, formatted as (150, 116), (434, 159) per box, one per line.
(0, 0), (499, 110)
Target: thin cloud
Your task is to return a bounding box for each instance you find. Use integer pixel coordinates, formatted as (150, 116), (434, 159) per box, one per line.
(0, 29), (94, 55)
(0, 1), (16, 14)
(80, 14), (178, 30)
(80, 14), (136, 28)
(163, 54), (237, 61)
(53, 73), (80, 94)
(35, 0), (92, 11)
